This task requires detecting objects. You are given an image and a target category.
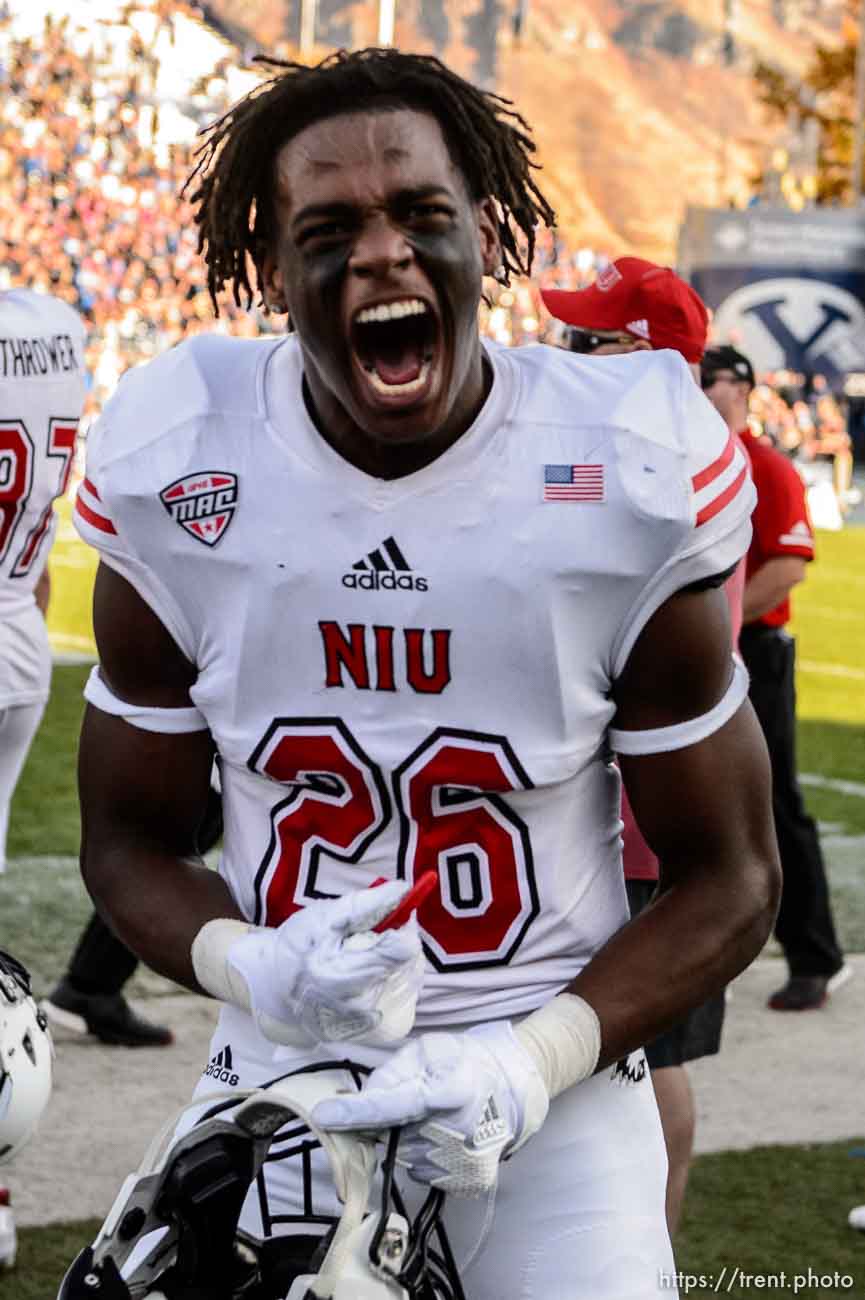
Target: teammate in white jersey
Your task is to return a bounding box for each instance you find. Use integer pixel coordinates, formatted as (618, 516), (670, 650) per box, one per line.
(0, 288), (173, 1052)
(65, 50), (779, 1300)
(0, 288), (86, 870)
(0, 287), (84, 1265)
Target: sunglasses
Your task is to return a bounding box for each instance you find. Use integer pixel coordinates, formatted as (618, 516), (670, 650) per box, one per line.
(567, 328), (637, 354)
(700, 371), (749, 390)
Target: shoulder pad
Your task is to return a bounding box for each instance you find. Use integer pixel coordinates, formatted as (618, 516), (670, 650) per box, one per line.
(92, 335), (282, 467)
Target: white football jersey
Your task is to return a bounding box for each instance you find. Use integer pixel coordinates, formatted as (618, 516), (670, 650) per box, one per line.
(0, 289), (87, 705)
(74, 335), (753, 1026)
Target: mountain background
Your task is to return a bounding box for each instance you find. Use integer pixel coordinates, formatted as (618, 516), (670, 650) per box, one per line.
(203, 1), (846, 262)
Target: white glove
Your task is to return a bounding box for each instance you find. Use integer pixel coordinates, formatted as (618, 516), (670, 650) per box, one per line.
(213, 882), (425, 1048)
(311, 1021), (550, 1197)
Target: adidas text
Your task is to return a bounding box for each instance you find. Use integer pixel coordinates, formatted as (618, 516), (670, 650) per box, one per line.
(342, 571), (428, 592)
(204, 1061), (240, 1086)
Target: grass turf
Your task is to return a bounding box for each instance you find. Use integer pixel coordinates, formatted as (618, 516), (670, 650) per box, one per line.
(4, 1141), (865, 1300)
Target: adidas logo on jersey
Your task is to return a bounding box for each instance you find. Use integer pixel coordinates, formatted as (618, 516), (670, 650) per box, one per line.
(203, 1044), (239, 1087)
(342, 536), (428, 591)
(778, 520), (814, 548)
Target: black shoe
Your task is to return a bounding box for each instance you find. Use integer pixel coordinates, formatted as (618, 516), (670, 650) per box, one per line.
(41, 979), (174, 1047)
(768, 964), (852, 1011)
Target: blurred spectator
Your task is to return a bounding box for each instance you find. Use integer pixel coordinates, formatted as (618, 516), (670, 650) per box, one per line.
(0, 0), (856, 529)
(0, 3), (619, 427)
(480, 233), (606, 347)
(701, 344), (851, 1014)
(747, 370), (858, 518)
(0, 2), (275, 428)
(800, 374), (855, 514)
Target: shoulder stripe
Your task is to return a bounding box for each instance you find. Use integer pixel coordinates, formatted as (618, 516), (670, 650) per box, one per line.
(75, 487), (117, 535)
(695, 465), (748, 527)
(83, 476), (102, 501)
(691, 431), (735, 493)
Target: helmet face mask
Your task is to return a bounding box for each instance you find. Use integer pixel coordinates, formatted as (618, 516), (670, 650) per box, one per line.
(0, 949), (53, 1165)
(57, 1061), (464, 1300)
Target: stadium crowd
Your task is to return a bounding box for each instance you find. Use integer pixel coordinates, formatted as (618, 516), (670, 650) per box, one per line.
(0, 0), (274, 420)
(0, 0), (858, 524)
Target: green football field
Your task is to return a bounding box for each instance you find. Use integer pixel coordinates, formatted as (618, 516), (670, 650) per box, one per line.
(2, 514), (864, 1300)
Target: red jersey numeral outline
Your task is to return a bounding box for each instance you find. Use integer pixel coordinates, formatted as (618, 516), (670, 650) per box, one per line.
(0, 416), (79, 577)
(11, 418), (79, 577)
(0, 420), (35, 563)
(247, 718), (538, 970)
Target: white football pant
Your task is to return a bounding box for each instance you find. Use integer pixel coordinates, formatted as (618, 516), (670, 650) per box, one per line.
(0, 700), (46, 871)
(187, 1008), (677, 1300)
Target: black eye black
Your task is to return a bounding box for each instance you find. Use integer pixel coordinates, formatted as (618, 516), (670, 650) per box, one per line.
(300, 222), (350, 244)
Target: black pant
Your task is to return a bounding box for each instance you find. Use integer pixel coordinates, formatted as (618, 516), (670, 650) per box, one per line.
(67, 909), (138, 997)
(739, 624), (843, 977)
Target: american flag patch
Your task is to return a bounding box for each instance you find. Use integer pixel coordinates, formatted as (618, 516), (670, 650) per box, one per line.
(543, 464), (605, 502)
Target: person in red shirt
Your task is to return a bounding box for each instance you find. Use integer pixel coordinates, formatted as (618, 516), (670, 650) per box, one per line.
(701, 345), (849, 1012)
(541, 260), (743, 1234)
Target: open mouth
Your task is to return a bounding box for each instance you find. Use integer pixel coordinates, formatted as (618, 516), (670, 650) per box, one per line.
(351, 298), (439, 401)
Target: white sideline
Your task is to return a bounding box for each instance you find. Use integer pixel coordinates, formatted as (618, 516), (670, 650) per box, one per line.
(799, 659), (865, 681)
(801, 772), (865, 799)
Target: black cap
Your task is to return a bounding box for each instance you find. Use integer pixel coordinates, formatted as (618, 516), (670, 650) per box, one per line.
(701, 345), (755, 389)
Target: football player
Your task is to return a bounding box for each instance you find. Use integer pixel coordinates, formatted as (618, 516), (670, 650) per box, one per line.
(0, 286), (172, 1050)
(0, 288), (86, 874)
(70, 49), (779, 1299)
(0, 286), (86, 1256)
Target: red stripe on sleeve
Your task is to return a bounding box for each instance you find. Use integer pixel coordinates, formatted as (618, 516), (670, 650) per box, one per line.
(696, 465), (748, 527)
(83, 476), (102, 501)
(75, 490), (117, 535)
(692, 432), (734, 492)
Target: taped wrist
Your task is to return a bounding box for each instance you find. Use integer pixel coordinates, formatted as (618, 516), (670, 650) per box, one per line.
(514, 993), (601, 1099)
(191, 918), (255, 1007)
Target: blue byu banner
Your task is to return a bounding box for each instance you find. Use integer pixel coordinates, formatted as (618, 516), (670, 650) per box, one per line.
(677, 206), (865, 384)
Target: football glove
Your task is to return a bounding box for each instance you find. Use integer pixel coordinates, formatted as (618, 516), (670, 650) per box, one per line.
(311, 1020), (550, 1197)
(220, 881), (425, 1048)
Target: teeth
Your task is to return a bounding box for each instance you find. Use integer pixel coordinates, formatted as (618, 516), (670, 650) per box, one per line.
(367, 361), (431, 396)
(356, 299), (428, 325)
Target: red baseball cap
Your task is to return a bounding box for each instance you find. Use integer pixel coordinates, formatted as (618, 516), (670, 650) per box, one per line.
(540, 257), (709, 363)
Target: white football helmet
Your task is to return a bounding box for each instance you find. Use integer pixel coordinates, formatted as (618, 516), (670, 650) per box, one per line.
(0, 949), (54, 1163)
(57, 1061), (464, 1300)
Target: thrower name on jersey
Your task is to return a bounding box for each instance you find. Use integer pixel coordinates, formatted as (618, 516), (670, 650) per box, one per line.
(0, 288), (86, 708)
(74, 332), (752, 1038)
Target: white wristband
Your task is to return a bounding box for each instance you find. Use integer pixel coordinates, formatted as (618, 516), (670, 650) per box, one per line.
(191, 918), (255, 1007)
(514, 993), (602, 1099)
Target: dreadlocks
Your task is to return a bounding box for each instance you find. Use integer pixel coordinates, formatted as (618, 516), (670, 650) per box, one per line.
(184, 47), (556, 312)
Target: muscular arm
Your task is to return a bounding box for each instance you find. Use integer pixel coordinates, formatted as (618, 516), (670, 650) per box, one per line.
(742, 555), (807, 624)
(78, 562), (243, 992)
(566, 584), (780, 1068)
(34, 562), (50, 615)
